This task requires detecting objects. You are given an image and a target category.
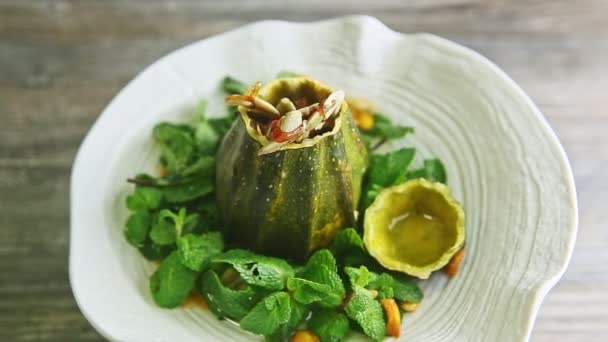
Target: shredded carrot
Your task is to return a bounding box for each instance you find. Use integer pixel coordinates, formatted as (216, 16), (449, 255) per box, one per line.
(348, 97), (376, 131)
(446, 248), (465, 278)
(291, 330), (319, 342)
(181, 291), (208, 309)
(381, 298), (401, 338)
(355, 111), (375, 130)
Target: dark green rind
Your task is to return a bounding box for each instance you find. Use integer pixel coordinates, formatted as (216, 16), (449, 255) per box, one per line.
(216, 81), (367, 261)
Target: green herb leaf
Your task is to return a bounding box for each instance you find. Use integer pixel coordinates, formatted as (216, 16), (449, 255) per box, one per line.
(298, 250), (345, 300)
(200, 270), (267, 321)
(342, 253), (378, 269)
(161, 177), (214, 203)
(240, 292), (292, 336)
(195, 120), (220, 155)
(149, 216), (177, 246)
(127, 173), (174, 187)
(331, 228), (379, 269)
(287, 250), (344, 308)
(182, 197), (221, 234)
(346, 267), (401, 300)
(308, 309), (350, 342)
(367, 273), (394, 300)
(149, 252), (197, 308)
(368, 148), (416, 187)
(153, 122), (194, 141)
(138, 238), (174, 261)
(212, 249), (294, 290)
(158, 208), (198, 238)
(408, 158), (447, 184)
(363, 113), (414, 140)
(153, 123), (197, 175)
(392, 276), (423, 303)
(331, 228), (364, 259)
(180, 156), (215, 177)
(150, 208), (199, 245)
(177, 232), (224, 272)
(126, 187), (163, 211)
(362, 148), (416, 208)
(181, 214), (201, 236)
(287, 277), (343, 307)
(361, 183), (383, 209)
(344, 266), (373, 288)
(265, 298), (309, 342)
(125, 210), (152, 247)
(222, 76), (248, 95)
(345, 287), (386, 341)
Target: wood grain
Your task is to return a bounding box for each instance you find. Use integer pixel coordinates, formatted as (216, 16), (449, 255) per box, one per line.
(1, 0), (606, 341)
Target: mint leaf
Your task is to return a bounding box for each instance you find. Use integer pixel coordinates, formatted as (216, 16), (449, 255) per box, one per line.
(212, 249), (294, 290)
(149, 252), (197, 308)
(150, 216), (176, 245)
(368, 148), (416, 187)
(361, 183), (384, 210)
(361, 148), (416, 208)
(127, 173), (214, 204)
(239, 292), (292, 336)
(285, 298), (308, 328)
(345, 287), (386, 341)
(222, 76), (248, 95)
(181, 215), (201, 236)
(367, 273), (394, 300)
(149, 208), (199, 245)
(408, 158), (447, 184)
(423, 159), (446, 183)
(195, 120), (220, 154)
(331, 228), (381, 269)
(345, 266), (373, 288)
(331, 228), (365, 259)
(139, 239), (174, 261)
(309, 309), (350, 342)
(177, 232), (224, 272)
(287, 277), (343, 307)
(153, 123), (197, 175)
(392, 276), (423, 303)
(125, 210), (152, 247)
(346, 267), (401, 300)
(364, 113), (414, 140)
(181, 156), (215, 177)
(266, 298), (309, 342)
(331, 228), (364, 256)
(161, 177), (214, 203)
(298, 250), (345, 297)
(288, 250), (345, 308)
(200, 270), (267, 321)
(126, 187), (162, 211)
(158, 208), (198, 238)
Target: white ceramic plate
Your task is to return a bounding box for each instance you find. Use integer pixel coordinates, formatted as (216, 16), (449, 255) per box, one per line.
(70, 16), (577, 342)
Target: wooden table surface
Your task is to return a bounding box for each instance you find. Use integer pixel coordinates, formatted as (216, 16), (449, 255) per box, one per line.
(1, 1), (606, 341)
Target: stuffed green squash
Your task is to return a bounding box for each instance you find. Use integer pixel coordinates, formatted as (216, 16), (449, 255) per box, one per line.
(216, 77), (368, 260)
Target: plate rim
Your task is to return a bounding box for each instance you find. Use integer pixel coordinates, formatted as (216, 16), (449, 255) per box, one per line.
(69, 15), (578, 342)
